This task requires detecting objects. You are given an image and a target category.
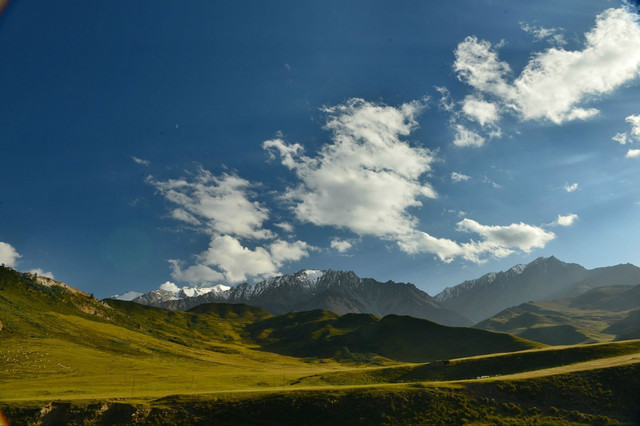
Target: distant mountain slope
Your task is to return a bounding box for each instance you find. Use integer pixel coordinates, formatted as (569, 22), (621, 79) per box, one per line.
(133, 270), (472, 326)
(435, 256), (640, 323)
(476, 283), (640, 345)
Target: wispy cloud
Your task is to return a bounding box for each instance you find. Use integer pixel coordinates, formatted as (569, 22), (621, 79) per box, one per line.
(451, 172), (471, 183)
(131, 156), (150, 166)
(626, 149), (640, 158)
(520, 22), (567, 46)
(330, 238), (353, 253)
(453, 124), (485, 147)
(564, 182), (579, 192)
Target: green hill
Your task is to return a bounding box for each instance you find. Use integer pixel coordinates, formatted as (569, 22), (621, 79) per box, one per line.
(249, 310), (542, 362)
(476, 284), (640, 345)
(3, 265), (640, 424)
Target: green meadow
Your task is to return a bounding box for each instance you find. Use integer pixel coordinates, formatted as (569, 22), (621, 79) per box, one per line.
(2, 266), (640, 424)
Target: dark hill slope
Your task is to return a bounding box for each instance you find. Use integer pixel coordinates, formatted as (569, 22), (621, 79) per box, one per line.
(248, 310), (543, 363)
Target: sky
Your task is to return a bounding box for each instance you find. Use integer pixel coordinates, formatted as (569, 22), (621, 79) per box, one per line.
(1, 1), (640, 298)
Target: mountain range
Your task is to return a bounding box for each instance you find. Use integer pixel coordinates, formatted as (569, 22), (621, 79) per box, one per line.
(121, 256), (640, 331)
(434, 256), (640, 323)
(126, 269), (472, 327)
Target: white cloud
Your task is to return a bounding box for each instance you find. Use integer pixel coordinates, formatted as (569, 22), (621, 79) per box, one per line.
(612, 132), (630, 145)
(626, 149), (640, 158)
(196, 236), (310, 283)
(265, 98), (559, 264)
(168, 261), (225, 285)
(552, 213), (579, 227)
(626, 114), (640, 141)
(397, 218), (556, 263)
(275, 222), (294, 233)
(435, 86), (456, 112)
(27, 268), (55, 279)
(0, 242), (21, 267)
(521, 23), (567, 47)
(151, 168), (312, 285)
(263, 98), (436, 238)
(132, 156), (150, 166)
(330, 238), (352, 253)
(456, 218), (556, 260)
(482, 175), (503, 189)
(455, 8), (640, 125)
(461, 96), (500, 126)
(564, 182), (579, 192)
(453, 124), (485, 147)
(149, 170), (273, 239)
(454, 36), (513, 100)
(451, 172), (471, 183)
(159, 281), (180, 292)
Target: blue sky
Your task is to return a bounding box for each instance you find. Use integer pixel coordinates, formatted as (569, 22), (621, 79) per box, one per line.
(1, 1), (640, 298)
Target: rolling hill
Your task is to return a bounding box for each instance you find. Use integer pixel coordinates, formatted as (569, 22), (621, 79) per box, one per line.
(3, 265), (640, 424)
(476, 283), (640, 345)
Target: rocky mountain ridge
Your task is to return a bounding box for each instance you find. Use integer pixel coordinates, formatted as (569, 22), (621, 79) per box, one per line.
(127, 269), (472, 326)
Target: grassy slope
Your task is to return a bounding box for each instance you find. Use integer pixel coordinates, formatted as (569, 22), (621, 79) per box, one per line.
(476, 299), (631, 345)
(3, 266), (640, 424)
(248, 310), (542, 363)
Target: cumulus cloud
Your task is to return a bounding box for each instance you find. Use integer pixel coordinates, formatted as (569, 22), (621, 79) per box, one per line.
(132, 156), (150, 166)
(196, 236), (310, 283)
(330, 238), (353, 253)
(453, 124), (485, 147)
(151, 169), (311, 285)
(168, 261), (225, 284)
(27, 268), (55, 279)
(564, 182), (579, 192)
(0, 242), (21, 267)
(626, 114), (640, 141)
(551, 213), (579, 227)
(461, 96), (500, 126)
(612, 132), (630, 145)
(456, 219), (556, 260)
(398, 219), (556, 263)
(626, 149), (640, 158)
(149, 170), (273, 239)
(455, 8), (640, 125)
(263, 98), (436, 238)
(266, 98), (558, 263)
(275, 222), (294, 233)
(451, 172), (471, 183)
(159, 281), (180, 292)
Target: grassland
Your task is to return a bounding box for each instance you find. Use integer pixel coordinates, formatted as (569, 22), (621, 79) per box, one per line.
(2, 266), (640, 424)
